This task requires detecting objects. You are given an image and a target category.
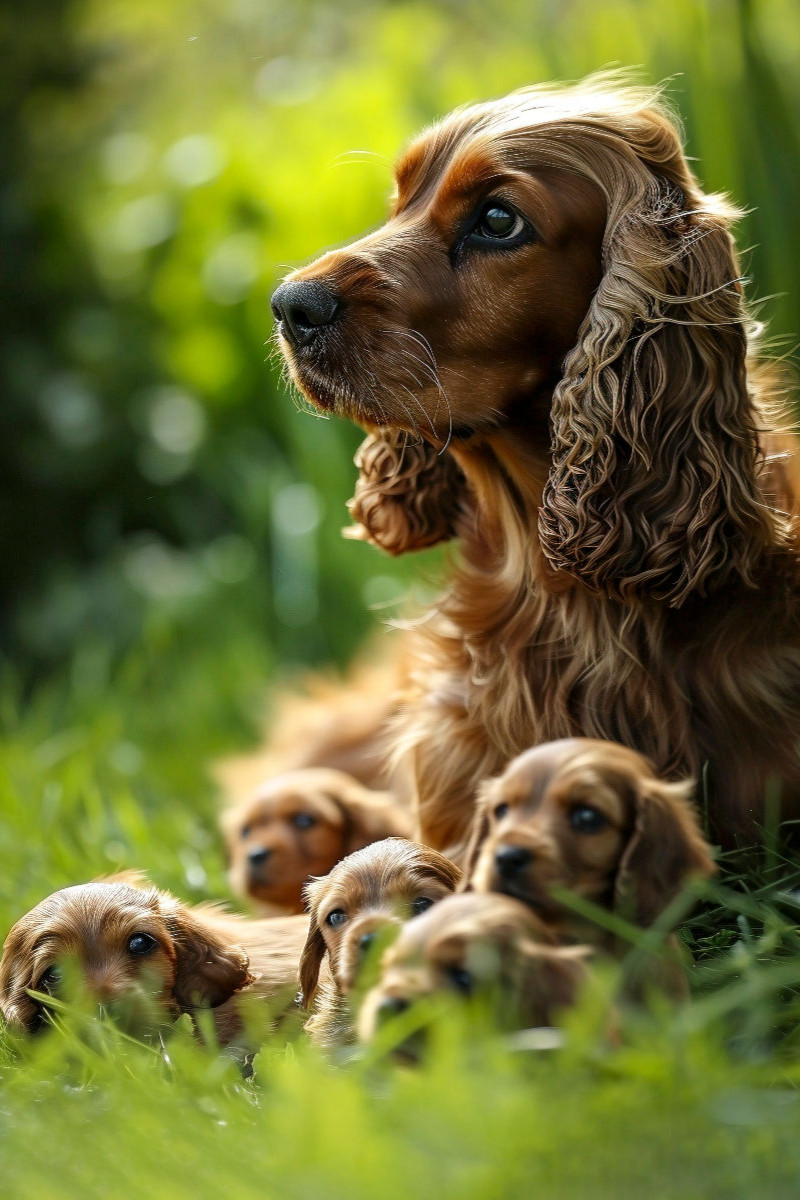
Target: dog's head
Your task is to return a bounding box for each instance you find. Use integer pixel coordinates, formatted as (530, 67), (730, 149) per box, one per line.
(358, 891), (588, 1049)
(222, 768), (411, 914)
(465, 739), (714, 935)
(0, 875), (252, 1035)
(298, 838), (461, 1006)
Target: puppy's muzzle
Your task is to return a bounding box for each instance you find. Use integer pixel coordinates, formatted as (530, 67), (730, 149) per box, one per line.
(494, 844), (533, 878)
(271, 280), (340, 348)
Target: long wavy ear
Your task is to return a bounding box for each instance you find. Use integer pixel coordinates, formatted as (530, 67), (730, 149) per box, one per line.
(345, 430), (466, 556)
(458, 781), (495, 892)
(162, 901), (253, 1010)
(539, 171), (778, 607)
(614, 777), (716, 928)
(0, 925), (40, 1033)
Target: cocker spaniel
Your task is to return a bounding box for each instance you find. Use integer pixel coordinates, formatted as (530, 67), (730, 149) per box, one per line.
(464, 739), (715, 983)
(222, 767), (412, 915)
(0, 874), (308, 1048)
(272, 72), (800, 856)
(358, 892), (589, 1053)
(299, 837), (461, 1047)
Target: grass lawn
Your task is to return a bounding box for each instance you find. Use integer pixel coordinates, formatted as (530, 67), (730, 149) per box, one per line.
(3, 614), (800, 1199)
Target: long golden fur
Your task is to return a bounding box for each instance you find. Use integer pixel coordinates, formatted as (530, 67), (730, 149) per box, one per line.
(274, 72), (800, 857)
(0, 874), (308, 1047)
(299, 838), (461, 1047)
(222, 767), (413, 916)
(358, 892), (589, 1049)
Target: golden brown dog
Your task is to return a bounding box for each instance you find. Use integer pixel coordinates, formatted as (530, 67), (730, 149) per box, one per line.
(465, 739), (715, 964)
(272, 71), (800, 857)
(222, 767), (413, 915)
(358, 892), (589, 1052)
(0, 874), (308, 1048)
(299, 838), (461, 1047)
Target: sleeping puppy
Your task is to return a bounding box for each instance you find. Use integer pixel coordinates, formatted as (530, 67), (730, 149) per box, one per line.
(0, 874), (308, 1049)
(465, 739), (715, 990)
(299, 838), (461, 1048)
(358, 892), (589, 1055)
(222, 768), (413, 916)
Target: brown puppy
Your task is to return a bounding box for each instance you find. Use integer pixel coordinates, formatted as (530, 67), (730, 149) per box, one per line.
(0, 874), (308, 1048)
(466, 739), (715, 957)
(299, 838), (461, 1047)
(222, 767), (413, 916)
(358, 892), (589, 1052)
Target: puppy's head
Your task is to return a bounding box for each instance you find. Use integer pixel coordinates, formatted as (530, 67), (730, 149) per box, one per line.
(467, 739), (714, 934)
(358, 892), (588, 1047)
(223, 768), (411, 915)
(298, 838), (460, 1006)
(0, 875), (252, 1035)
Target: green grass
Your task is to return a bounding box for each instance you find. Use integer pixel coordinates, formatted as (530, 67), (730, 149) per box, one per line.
(4, 626), (800, 1199)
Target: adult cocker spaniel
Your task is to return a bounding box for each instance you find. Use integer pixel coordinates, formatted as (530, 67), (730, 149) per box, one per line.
(272, 72), (800, 856)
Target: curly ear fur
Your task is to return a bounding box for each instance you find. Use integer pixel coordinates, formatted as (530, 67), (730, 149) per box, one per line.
(614, 778), (715, 927)
(517, 943), (590, 1026)
(325, 783), (413, 857)
(163, 902), (253, 1010)
(298, 920), (327, 1009)
(539, 125), (779, 607)
(345, 430), (466, 555)
(0, 925), (41, 1034)
(458, 782), (494, 891)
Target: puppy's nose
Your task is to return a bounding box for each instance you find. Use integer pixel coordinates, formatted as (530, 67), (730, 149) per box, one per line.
(359, 931), (376, 955)
(271, 280), (340, 347)
(248, 847), (271, 868)
(378, 996), (411, 1023)
(495, 844), (533, 877)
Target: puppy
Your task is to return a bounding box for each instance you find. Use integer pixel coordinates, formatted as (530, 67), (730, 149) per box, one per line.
(222, 767), (413, 915)
(0, 874), (308, 1048)
(299, 838), (461, 1047)
(358, 892), (589, 1054)
(465, 739), (715, 967)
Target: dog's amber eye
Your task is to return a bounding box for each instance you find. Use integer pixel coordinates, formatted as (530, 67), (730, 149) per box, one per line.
(127, 932), (158, 956)
(292, 813), (317, 831)
(325, 909), (347, 928)
(412, 896), (434, 916)
(493, 802), (509, 820)
(446, 965), (473, 996)
(569, 805), (608, 834)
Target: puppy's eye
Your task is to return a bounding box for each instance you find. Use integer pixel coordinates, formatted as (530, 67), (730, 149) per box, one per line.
(127, 932), (158, 956)
(325, 909), (347, 928)
(493, 802), (509, 821)
(446, 966), (473, 996)
(292, 813), (317, 831)
(241, 824), (251, 839)
(37, 965), (61, 993)
(412, 896), (434, 916)
(475, 202), (523, 239)
(569, 805), (608, 834)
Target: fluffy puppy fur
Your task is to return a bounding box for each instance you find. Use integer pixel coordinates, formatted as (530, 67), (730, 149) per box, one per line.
(222, 767), (413, 916)
(358, 892), (589, 1050)
(273, 71), (800, 857)
(299, 838), (461, 1047)
(465, 739), (715, 952)
(0, 875), (308, 1047)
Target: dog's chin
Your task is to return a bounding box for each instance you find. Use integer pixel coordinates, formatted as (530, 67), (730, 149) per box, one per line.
(493, 876), (554, 916)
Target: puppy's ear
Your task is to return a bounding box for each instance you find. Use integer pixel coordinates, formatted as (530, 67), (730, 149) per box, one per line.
(344, 430), (466, 556)
(518, 943), (589, 1026)
(0, 927), (40, 1034)
(332, 784), (413, 856)
(298, 879), (328, 1008)
(162, 900), (253, 1010)
(458, 783), (494, 892)
(614, 778), (715, 927)
(419, 845), (462, 893)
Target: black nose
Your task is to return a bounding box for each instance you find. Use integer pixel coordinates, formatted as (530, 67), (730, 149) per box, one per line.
(248, 847), (271, 868)
(359, 931), (376, 955)
(494, 844), (533, 877)
(378, 996), (410, 1023)
(271, 280), (340, 347)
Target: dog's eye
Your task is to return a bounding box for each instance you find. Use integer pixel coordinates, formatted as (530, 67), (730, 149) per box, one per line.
(475, 203), (522, 239)
(446, 966), (473, 996)
(37, 965), (61, 993)
(493, 802), (509, 821)
(412, 896), (434, 915)
(569, 805), (608, 834)
(127, 932), (158, 956)
(241, 824), (251, 839)
(325, 909), (347, 928)
(292, 813), (317, 831)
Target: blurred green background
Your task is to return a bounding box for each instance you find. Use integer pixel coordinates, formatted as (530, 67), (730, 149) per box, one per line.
(3, 0), (799, 686)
